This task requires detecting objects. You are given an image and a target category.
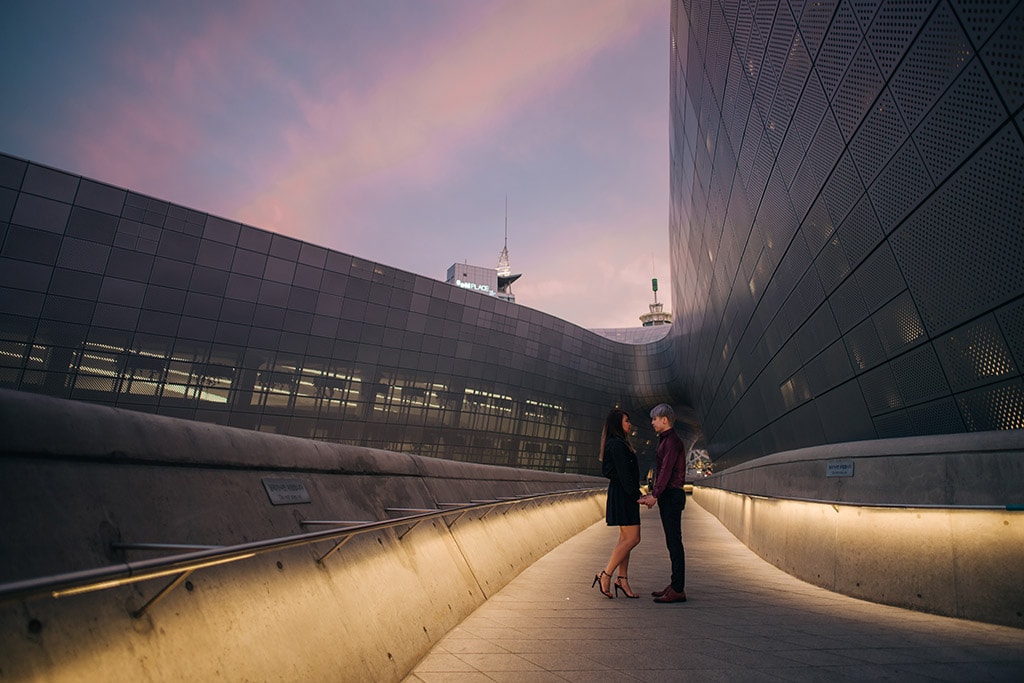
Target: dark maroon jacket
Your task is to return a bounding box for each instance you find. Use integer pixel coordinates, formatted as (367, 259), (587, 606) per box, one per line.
(652, 428), (686, 498)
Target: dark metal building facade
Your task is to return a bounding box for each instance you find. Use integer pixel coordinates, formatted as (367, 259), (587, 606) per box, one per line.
(0, 151), (676, 475)
(669, 0), (1024, 467)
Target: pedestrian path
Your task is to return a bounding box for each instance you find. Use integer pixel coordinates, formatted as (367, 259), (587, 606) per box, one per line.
(405, 498), (1024, 681)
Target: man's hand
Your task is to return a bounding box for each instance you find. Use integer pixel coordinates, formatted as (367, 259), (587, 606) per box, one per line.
(637, 494), (657, 509)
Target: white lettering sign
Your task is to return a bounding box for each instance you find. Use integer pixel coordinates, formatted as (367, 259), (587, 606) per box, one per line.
(261, 478), (312, 505)
(455, 279), (491, 292)
(826, 460), (854, 477)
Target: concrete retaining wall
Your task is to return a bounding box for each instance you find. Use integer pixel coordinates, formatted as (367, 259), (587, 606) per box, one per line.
(0, 389), (606, 681)
(693, 431), (1024, 629)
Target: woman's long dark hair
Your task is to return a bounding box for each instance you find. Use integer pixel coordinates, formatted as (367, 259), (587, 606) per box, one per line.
(599, 408), (631, 461)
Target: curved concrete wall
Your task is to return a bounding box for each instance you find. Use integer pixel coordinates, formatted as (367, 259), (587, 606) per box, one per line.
(693, 431), (1024, 628)
(0, 389), (607, 681)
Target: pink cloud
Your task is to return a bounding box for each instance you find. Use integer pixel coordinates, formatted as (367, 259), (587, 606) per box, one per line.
(234, 0), (664, 240)
(48, 0), (668, 329)
(67, 4), (292, 204)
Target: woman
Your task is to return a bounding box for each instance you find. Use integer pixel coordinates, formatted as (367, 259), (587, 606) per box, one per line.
(592, 408), (642, 599)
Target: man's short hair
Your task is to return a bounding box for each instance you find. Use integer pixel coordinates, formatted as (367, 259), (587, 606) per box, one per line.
(650, 403), (675, 423)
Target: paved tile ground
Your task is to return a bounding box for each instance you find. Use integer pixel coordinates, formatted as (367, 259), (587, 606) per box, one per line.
(404, 497), (1024, 682)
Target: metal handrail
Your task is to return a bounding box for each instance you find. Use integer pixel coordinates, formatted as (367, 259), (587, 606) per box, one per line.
(0, 487), (604, 610)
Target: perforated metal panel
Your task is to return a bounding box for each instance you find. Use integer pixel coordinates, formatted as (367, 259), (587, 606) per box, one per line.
(873, 291), (927, 357)
(814, 378), (877, 442)
(845, 317), (887, 370)
(787, 264), (827, 329)
(889, 1), (973, 129)
(678, 0), (1024, 463)
(821, 150), (865, 226)
(795, 304), (841, 359)
(979, 1), (1024, 110)
(838, 194), (884, 265)
(996, 298), (1024, 370)
(815, 1), (863, 98)
(913, 59), (1005, 183)
(724, 49), (753, 149)
(854, 241), (905, 311)
(796, 0), (840, 61)
(874, 409), (913, 437)
(815, 234), (851, 293)
(831, 41), (885, 140)
(890, 125), (1024, 334)
(707, 4), (733, 101)
(830, 274), (870, 332)
(867, 137), (934, 232)
(850, 88), (908, 183)
(949, 0), (1019, 47)
(850, 0), (882, 30)
(907, 396), (966, 433)
(956, 379), (1024, 430)
(802, 198), (838, 254)
(864, 360), (905, 413)
(890, 343), (950, 404)
(935, 315), (1018, 391)
(865, 0), (938, 78)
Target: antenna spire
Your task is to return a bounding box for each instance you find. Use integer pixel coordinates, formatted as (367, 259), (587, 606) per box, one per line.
(496, 195), (520, 303)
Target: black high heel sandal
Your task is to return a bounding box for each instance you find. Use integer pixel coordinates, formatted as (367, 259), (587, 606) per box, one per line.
(614, 576), (640, 599)
(592, 570), (614, 598)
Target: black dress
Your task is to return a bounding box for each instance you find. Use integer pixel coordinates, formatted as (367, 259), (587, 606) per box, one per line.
(603, 436), (641, 526)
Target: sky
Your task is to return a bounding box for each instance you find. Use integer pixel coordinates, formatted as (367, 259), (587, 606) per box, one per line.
(0, 0), (670, 330)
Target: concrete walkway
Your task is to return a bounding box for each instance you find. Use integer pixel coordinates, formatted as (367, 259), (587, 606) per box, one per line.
(405, 498), (1024, 682)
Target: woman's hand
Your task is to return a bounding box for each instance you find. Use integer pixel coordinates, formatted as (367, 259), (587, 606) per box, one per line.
(637, 494), (657, 509)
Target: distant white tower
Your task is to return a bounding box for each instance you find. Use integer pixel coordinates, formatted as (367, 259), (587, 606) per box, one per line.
(640, 277), (671, 326)
(496, 197), (521, 303)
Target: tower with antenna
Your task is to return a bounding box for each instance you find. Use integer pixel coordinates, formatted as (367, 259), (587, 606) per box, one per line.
(496, 196), (521, 303)
(640, 258), (671, 326)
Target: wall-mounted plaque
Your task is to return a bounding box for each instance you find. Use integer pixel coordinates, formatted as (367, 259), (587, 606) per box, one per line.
(826, 460), (854, 477)
(261, 478), (311, 505)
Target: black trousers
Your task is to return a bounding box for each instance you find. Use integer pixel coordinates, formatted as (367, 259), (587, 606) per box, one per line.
(658, 488), (686, 591)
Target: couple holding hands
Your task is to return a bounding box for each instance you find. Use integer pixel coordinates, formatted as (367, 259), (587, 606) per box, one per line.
(593, 403), (688, 603)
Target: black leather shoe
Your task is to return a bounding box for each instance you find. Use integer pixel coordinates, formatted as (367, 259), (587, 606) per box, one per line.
(653, 587), (687, 603)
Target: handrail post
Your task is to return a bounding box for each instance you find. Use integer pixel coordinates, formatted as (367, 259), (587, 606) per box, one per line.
(131, 569), (194, 619)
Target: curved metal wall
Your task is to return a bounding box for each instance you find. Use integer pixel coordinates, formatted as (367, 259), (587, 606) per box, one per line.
(0, 152), (676, 475)
(669, 0), (1024, 468)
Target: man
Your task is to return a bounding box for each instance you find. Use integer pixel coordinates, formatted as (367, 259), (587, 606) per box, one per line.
(639, 403), (687, 603)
